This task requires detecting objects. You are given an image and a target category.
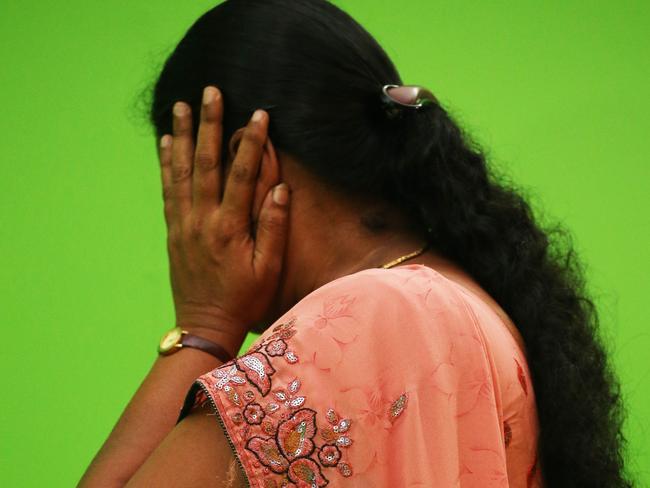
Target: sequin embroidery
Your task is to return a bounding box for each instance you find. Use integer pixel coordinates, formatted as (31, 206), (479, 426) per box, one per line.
(197, 318), (355, 485)
(389, 393), (409, 423)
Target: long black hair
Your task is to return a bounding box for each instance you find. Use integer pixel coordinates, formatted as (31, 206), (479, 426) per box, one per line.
(147, 1), (630, 485)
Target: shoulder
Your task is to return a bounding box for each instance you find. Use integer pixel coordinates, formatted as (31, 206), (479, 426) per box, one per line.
(245, 264), (478, 371)
(307, 263), (452, 299)
(291, 264), (475, 337)
(289, 263), (471, 324)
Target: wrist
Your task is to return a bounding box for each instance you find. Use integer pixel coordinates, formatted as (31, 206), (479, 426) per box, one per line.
(177, 324), (246, 359)
(175, 304), (248, 358)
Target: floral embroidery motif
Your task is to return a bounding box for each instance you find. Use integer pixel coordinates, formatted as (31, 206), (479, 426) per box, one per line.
(261, 418), (277, 436)
(252, 318), (302, 366)
(199, 318), (355, 486)
(244, 403), (266, 425)
(246, 408), (328, 486)
(287, 458), (329, 487)
(284, 350), (299, 364)
(279, 328), (297, 340)
(211, 365), (247, 406)
(265, 339), (288, 356)
(300, 296), (359, 369)
(277, 408), (317, 460)
(265, 402), (281, 414)
(318, 445), (341, 467)
(273, 378), (306, 409)
(388, 393), (408, 423)
(236, 352), (276, 396)
(320, 424), (351, 446)
(319, 407), (354, 476)
(337, 462), (353, 478)
(246, 437), (290, 473)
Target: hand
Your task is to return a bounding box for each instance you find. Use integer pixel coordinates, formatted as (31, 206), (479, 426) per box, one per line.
(157, 86), (290, 355)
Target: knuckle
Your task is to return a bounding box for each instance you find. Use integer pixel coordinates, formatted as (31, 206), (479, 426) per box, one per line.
(195, 151), (216, 171)
(243, 128), (264, 146)
(173, 122), (191, 136)
(172, 164), (192, 182)
(230, 163), (252, 183)
(201, 105), (217, 122)
(216, 217), (240, 240)
(261, 211), (286, 233)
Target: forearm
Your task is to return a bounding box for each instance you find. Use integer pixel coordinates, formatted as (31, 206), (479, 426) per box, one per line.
(78, 327), (244, 488)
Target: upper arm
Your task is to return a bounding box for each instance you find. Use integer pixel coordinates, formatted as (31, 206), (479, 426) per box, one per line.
(125, 403), (247, 488)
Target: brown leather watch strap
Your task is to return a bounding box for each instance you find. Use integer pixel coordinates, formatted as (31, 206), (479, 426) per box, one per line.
(181, 332), (234, 363)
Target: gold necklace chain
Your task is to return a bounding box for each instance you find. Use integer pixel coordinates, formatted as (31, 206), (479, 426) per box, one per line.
(380, 245), (428, 269)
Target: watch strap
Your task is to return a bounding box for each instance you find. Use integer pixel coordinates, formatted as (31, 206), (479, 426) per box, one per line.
(181, 332), (234, 363)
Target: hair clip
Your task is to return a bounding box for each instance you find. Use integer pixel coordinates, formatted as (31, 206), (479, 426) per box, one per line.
(381, 84), (437, 109)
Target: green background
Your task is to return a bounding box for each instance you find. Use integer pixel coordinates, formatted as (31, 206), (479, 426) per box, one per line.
(1, 1), (648, 485)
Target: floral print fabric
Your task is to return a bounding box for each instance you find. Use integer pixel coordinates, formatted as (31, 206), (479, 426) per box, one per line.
(180, 264), (543, 487)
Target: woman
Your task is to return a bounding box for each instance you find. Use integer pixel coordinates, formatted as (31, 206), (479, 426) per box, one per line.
(79, 0), (630, 486)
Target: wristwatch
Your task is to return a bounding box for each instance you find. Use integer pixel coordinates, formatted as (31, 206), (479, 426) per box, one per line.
(158, 326), (234, 363)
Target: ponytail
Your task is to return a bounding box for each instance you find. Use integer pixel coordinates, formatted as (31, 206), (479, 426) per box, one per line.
(383, 99), (631, 487)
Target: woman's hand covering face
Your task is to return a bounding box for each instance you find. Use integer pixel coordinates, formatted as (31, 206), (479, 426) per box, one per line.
(157, 86), (290, 346)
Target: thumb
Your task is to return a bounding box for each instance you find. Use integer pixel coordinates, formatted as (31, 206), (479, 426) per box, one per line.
(253, 183), (290, 276)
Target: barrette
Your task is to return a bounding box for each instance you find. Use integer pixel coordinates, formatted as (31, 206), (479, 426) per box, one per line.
(381, 84), (437, 108)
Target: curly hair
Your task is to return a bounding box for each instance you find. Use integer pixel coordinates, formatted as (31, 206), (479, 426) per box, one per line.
(147, 0), (631, 485)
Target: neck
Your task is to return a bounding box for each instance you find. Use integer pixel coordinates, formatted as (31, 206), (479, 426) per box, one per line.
(280, 215), (427, 312)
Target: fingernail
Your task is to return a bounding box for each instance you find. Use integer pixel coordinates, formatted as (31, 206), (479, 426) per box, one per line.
(160, 135), (171, 148)
(203, 86), (216, 105)
(173, 102), (188, 116)
(251, 109), (265, 123)
(273, 184), (289, 205)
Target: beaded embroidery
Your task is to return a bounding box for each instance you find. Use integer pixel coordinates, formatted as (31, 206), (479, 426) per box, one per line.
(197, 318), (355, 486)
(388, 393), (409, 423)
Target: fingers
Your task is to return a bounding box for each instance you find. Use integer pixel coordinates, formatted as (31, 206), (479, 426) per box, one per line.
(252, 138), (281, 227)
(193, 86), (224, 214)
(171, 101), (195, 216)
(254, 183), (290, 276)
(221, 110), (268, 228)
(159, 135), (174, 227)
(161, 97), (274, 249)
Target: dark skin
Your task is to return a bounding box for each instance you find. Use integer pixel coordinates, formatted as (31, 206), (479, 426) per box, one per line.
(78, 86), (510, 487)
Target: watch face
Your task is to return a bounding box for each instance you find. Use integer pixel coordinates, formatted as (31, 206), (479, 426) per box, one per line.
(159, 327), (183, 353)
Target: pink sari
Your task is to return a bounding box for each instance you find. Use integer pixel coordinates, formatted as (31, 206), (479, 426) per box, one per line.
(180, 264), (543, 487)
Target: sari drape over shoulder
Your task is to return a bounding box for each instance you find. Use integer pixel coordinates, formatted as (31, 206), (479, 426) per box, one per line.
(180, 264), (542, 487)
